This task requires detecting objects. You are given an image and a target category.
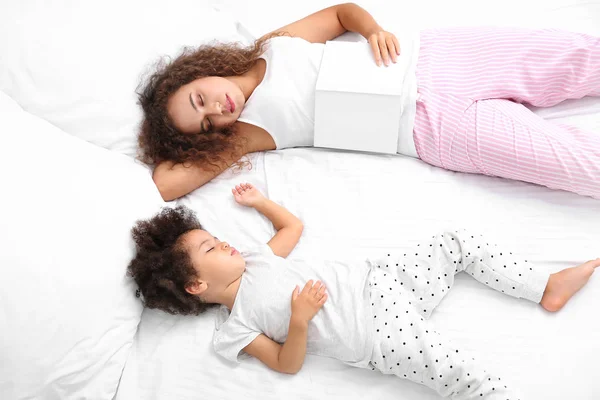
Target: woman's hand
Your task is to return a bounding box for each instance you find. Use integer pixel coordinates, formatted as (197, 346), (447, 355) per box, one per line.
(367, 30), (400, 67)
(290, 280), (328, 326)
(232, 183), (265, 207)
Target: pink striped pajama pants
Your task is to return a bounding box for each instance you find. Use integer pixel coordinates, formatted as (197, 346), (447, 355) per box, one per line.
(413, 27), (600, 198)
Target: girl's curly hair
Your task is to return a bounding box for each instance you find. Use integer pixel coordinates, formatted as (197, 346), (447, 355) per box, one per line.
(127, 206), (214, 315)
(136, 35), (277, 170)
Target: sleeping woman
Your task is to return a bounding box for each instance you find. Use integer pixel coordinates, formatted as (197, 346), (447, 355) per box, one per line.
(137, 2), (600, 201)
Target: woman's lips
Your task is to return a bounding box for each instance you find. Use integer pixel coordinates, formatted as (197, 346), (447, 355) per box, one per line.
(226, 94), (235, 113)
(231, 248), (238, 256)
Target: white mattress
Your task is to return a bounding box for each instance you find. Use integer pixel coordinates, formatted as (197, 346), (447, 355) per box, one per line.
(116, 0), (600, 399)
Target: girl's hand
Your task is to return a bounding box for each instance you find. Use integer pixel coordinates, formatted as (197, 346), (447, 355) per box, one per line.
(367, 30), (400, 67)
(232, 183), (265, 208)
(290, 280), (327, 325)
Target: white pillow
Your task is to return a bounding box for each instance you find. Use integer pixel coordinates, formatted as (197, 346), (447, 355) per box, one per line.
(0, 0), (249, 158)
(0, 91), (165, 400)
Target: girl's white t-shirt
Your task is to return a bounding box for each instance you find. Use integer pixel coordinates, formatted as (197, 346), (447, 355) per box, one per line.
(238, 34), (420, 158)
(213, 244), (374, 367)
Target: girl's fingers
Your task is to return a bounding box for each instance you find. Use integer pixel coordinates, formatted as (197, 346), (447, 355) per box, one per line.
(302, 280), (314, 293)
(318, 293), (328, 305)
(310, 280), (322, 295)
(317, 284), (326, 296)
(317, 289), (327, 302)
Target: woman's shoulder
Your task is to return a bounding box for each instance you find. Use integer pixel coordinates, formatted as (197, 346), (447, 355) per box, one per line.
(265, 34), (313, 48)
(234, 121), (277, 152)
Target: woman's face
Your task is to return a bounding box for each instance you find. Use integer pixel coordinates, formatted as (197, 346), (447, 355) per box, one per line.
(167, 77), (246, 134)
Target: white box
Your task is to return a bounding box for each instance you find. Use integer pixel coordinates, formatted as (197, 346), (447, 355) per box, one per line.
(314, 40), (404, 154)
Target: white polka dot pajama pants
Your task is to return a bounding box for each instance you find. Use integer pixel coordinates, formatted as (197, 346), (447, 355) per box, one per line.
(367, 229), (550, 399)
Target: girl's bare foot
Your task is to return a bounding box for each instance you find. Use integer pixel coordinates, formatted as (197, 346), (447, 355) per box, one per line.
(540, 258), (600, 312)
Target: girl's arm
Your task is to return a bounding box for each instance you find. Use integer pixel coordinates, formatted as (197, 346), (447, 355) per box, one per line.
(232, 183), (303, 258)
(242, 324), (307, 374)
(243, 280), (327, 374)
(255, 198), (303, 258)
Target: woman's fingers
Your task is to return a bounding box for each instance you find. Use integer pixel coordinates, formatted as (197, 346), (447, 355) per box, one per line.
(377, 32), (390, 66)
(369, 35), (382, 66)
(369, 31), (400, 66)
(386, 36), (398, 63)
(392, 34), (401, 55)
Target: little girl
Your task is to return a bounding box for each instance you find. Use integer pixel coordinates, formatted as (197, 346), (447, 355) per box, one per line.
(128, 183), (599, 399)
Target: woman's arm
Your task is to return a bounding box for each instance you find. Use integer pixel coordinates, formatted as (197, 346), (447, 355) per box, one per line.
(267, 3), (380, 43)
(152, 123), (275, 201)
(153, 161), (223, 202)
(266, 3), (398, 66)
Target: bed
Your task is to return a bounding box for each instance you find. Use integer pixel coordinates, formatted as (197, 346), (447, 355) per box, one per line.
(1, 0), (599, 399)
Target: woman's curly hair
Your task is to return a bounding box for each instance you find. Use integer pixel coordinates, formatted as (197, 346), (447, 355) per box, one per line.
(137, 34), (278, 170)
(127, 206), (214, 315)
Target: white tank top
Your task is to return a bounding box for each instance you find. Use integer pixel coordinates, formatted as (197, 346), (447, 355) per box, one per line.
(238, 35), (420, 158)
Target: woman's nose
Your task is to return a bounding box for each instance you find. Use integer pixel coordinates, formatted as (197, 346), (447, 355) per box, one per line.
(206, 101), (223, 116)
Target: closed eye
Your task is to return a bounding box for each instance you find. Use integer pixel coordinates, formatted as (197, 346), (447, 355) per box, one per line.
(197, 95), (214, 133)
(206, 237), (218, 253)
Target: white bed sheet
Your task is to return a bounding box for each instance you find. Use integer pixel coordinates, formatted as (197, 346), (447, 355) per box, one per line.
(117, 149), (600, 400)
(117, 0), (600, 399)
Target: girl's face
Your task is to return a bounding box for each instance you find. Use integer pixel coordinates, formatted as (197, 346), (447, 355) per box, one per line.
(183, 229), (245, 297)
(167, 77), (246, 134)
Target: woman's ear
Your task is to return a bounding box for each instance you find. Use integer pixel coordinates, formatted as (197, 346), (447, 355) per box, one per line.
(185, 279), (208, 296)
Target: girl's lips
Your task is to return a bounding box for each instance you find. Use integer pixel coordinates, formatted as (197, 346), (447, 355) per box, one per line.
(231, 248), (238, 256)
(226, 94), (235, 113)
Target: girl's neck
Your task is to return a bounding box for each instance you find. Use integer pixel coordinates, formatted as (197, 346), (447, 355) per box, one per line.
(210, 275), (243, 311)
